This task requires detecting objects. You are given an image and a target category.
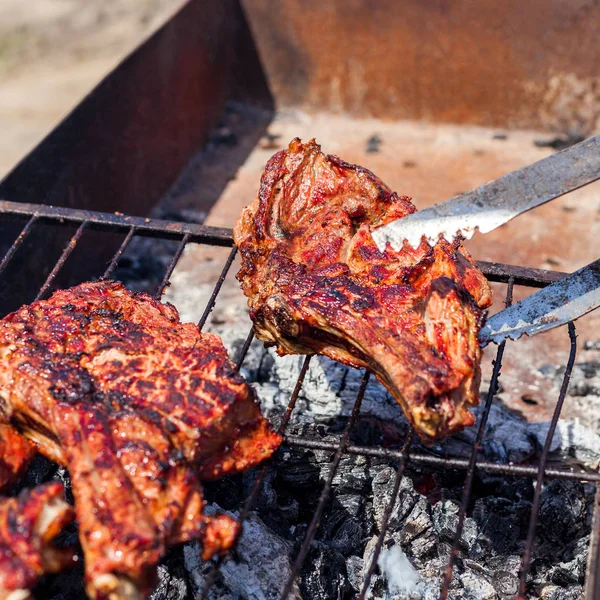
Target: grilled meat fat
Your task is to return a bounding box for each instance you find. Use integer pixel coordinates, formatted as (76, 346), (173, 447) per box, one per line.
(0, 281), (281, 600)
(234, 138), (492, 441)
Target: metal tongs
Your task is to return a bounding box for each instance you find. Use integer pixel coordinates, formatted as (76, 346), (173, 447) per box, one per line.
(370, 135), (600, 345)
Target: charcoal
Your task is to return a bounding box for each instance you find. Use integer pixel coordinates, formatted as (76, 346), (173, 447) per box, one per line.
(538, 481), (587, 545)
(472, 497), (523, 555)
(401, 497), (433, 543)
(540, 585), (585, 600)
(551, 535), (590, 585)
(278, 496), (300, 521)
(410, 529), (438, 562)
(37, 560), (86, 600)
(459, 570), (497, 600)
(336, 493), (364, 517)
(486, 555), (521, 598)
(397, 497), (438, 560)
(275, 450), (322, 488)
(149, 559), (189, 600)
(204, 474), (244, 511)
(346, 555), (365, 592)
(432, 500), (479, 555)
(331, 454), (375, 493)
(372, 468), (419, 533)
(361, 536), (388, 598)
(300, 548), (350, 600)
(350, 418), (386, 447)
(243, 469), (278, 512)
(476, 474), (533, 503)
(317, 505), (364, 556)
(185, 508), (300, 600)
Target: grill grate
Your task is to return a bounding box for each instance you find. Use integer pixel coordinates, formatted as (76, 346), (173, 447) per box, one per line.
(0, 198), (598, 600)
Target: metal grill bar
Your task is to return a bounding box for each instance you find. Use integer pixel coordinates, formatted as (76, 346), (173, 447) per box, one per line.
(358, 428), (414, 600)
(283, 436), (600, 483)
(235, 329), (255, 370)
(155, 233), (190, 299)
(0, 199), (233, 245)
(198, 356), (313, 600)
(0, 199), (569, 287)
(280, 371), (371, 599)
(34, 221), (88, 301)
(197, 247), (238, 330)
(439, 278), (515, 599)
(517, 322), (578, 598)
(102, 226), (136, 279)
(0, 214), (37, 276)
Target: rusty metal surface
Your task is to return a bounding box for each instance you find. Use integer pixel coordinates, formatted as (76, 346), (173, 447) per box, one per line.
(373, 134), (600, 250)
(0, 0), (273, 314)
(242, 0), (600, 132)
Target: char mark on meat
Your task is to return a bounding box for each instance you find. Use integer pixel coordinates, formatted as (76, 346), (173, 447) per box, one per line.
(234, 138), (492, 441)
(0, 281), (282, 600)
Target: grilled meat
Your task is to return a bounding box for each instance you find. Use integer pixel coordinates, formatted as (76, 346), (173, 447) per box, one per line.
(0, 482), (75, 600)
(234, 138), (492, 441)
(0, 281), (281, 600)
(0, 424), (35, 491)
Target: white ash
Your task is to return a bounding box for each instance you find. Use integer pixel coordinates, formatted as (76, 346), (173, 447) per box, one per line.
(377, 546), (422, 598)
(184, 506), (301, 600)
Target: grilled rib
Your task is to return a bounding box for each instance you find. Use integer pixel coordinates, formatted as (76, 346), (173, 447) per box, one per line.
(0, 482), (75, 600)
(0, 424), (35, 491)
(0, 281), (281, 600)
(234, 138), (493, 441)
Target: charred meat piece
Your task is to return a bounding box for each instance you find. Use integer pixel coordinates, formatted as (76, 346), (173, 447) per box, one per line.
(0, 424), (35, 491)
(0, 482), (75, 600)
(0, 281), (281, 600)
(234, 139), (492, 441)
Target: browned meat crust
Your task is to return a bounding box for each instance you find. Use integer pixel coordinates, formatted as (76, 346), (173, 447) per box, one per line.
(0, 482), (75, 600)
(0, 424), (35, 491)
(234, 138), (492, 441)
(0, 281), (281, 600)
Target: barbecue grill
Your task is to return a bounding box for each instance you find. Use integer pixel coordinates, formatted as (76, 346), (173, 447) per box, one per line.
(1, 2), (599, 599)
(0, 197), (598, 599)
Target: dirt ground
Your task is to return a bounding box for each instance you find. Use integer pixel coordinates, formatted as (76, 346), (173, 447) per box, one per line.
(0, 0), (185, 176)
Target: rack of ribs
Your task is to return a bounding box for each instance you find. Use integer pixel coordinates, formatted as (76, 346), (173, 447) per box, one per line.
(0, 281), (282, 600)
(234, 138), (493, 441)
(0, 482), (76, 600)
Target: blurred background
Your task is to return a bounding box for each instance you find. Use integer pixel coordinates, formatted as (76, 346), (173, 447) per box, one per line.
(0, 0), (183, 175)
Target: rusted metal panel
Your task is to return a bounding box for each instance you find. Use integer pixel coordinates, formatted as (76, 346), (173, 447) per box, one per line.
(0, 0), (273, 314)
(242, 0), (600, 133)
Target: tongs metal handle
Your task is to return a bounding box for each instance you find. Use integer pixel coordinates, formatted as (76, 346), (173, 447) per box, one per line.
(372, 134), (600, 252)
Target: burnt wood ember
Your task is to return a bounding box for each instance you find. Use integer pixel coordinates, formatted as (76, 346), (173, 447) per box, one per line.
(0, 482), (75, 599)
(0, 281), (281, 600)
(234, 138), (492, 441)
